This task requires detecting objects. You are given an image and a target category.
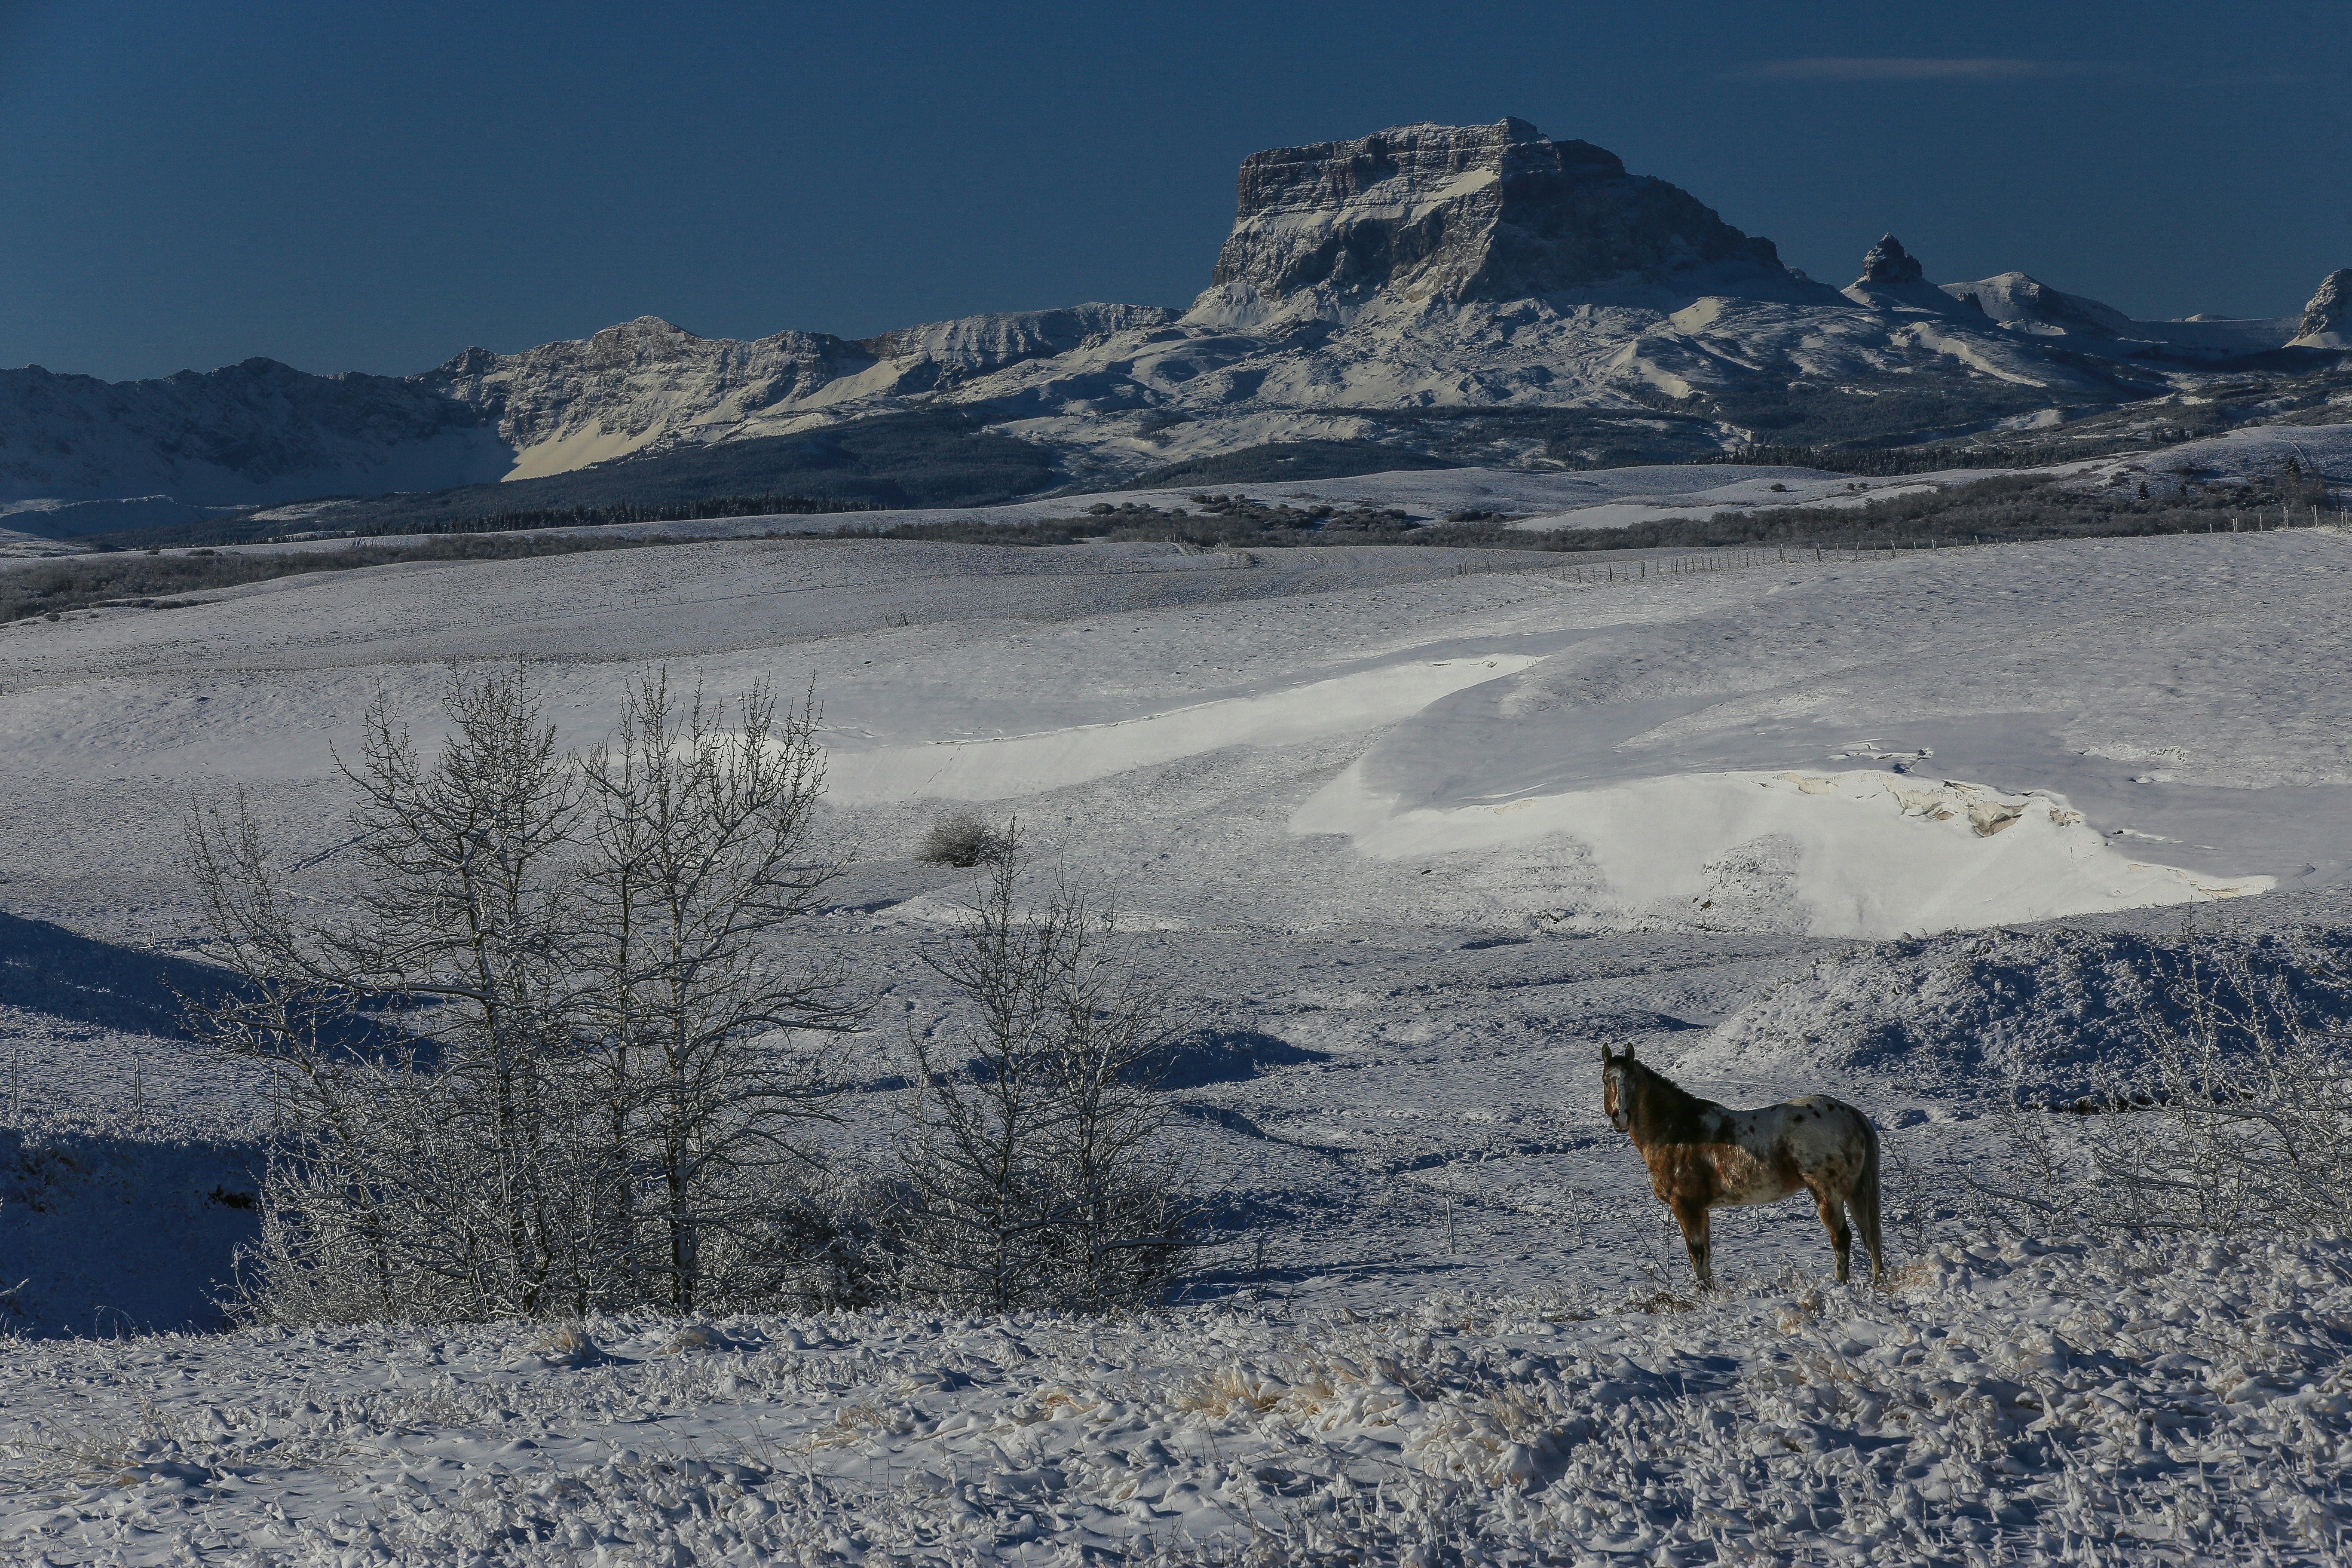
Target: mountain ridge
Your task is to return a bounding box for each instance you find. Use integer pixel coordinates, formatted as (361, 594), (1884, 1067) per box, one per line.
(5, 118), (2346, 533)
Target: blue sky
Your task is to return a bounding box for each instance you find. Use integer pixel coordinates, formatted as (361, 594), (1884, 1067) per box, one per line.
(3, 0), (2346, 381)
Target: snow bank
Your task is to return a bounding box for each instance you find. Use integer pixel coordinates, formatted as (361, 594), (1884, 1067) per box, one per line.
(1295, 763), (2266, 939)
(1682, 915), (2352, 1100)
(1282, 530), (2352, 937)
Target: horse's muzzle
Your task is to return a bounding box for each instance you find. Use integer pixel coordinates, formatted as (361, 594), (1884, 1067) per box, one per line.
(1610, 1109), (1629, 1134)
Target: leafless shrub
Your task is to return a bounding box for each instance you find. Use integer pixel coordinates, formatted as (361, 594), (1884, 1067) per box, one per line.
(1966, 923), (2352, 1238)
(915, 810), (1010, 869)
(886, 830), (1208, 1311)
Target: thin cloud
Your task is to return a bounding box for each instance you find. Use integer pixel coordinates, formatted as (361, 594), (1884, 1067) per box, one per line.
(1730, 57), (2099, 83)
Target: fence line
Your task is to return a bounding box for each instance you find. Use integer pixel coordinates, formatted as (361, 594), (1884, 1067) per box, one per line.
(1525, 502), (2352, 589)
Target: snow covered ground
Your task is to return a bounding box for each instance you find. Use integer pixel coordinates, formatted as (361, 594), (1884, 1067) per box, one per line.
(3, 1234), (2346, 1565)
(4, 521), (2351, 1561)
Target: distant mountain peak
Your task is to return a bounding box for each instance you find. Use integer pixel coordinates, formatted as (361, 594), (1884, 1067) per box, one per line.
(1205, 118), (1795, 309)
(1857, 235), (1925, 288)
(1940, 272), (2132, 338)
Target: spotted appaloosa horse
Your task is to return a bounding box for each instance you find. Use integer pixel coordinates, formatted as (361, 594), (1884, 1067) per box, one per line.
(1600, 1044), (1884, 1289)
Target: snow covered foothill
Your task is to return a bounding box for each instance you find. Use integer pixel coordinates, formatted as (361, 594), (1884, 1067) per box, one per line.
(76, 420), (2335, 573)
(0, 1234), (2346, 1565)
(2069, 420), (2352, 501)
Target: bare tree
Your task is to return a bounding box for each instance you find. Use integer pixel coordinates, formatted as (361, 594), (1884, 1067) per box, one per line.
(335, 668), (589, 1317)
(575, 671), (862, 1313)
(890, 832), (1205, 1311)
(188, 663), (865, 1324)
(191, 667), (595, 1319)
(1038, 897), (1200, 1310)
(2084, 929), (2352, 1233)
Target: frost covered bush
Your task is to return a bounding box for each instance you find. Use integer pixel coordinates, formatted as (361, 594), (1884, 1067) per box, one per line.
(186, 665), (867, 1324)
(1973, 923), (2352, 1238)
(887, 837), (1209, 1312)
(914, 809), (1010, 869)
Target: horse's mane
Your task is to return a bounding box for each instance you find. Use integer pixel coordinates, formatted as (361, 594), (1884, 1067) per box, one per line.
(1623, 1055), (1712, 1144)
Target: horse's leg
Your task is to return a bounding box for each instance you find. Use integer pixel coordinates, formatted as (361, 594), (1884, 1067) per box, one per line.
(1850, 1139), (1887, 1285)
(1671, 1197), (1713, 1290)
(1810, 1183), (1853, 1284)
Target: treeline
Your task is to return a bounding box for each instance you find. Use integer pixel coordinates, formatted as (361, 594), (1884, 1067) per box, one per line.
(837, 491), (1424, 551)
(344, 492), (877, 539)
(835, 470), (2338, 557)
(1419, 471), (2335, 554)
(0, 531), (698, 625)
(1694, 441), (2143, 477)
(190, 669), (1208, 1325)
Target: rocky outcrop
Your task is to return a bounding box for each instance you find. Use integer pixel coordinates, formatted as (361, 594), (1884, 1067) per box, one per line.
(423, 305), (1189, 478)
(1206, 118), (1798, 306)
(1842, 235), (1975, 314)
(423, 317), (872, 467)
(2291, 269), (2352, 348)
(857, 304), (1180, 383)
(1856, 235), (1924, 287)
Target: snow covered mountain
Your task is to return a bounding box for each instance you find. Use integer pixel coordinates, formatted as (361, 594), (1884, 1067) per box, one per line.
(6, 118), (2347, 529)
(0, 358), (511, 525)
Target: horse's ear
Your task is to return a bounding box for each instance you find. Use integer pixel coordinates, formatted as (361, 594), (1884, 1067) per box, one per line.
(1623, 1042), (1637, 1062)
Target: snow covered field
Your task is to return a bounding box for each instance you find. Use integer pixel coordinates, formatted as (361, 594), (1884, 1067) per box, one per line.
(3, 1235), (2346, 1565)
(4, 520), (2351, 1561)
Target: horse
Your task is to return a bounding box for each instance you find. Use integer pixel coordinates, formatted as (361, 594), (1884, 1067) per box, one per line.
(1600, 1043), (1884, 1289)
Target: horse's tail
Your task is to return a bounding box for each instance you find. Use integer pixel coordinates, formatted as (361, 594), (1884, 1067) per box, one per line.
(1850, 1113), (1887, 1284)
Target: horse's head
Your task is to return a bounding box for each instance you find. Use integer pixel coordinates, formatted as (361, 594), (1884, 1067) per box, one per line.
(1600, 1044), (1639, 1137)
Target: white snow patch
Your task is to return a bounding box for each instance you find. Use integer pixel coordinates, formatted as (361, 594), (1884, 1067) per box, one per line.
(502, 420), (663, 481)
(1294, 764), (2268, 938)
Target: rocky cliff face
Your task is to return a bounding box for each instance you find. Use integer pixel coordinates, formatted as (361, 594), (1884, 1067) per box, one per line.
(857, 304), (1180, 384)
(1856, 235), (1924, 288)
(422, 317), (874, 479)
(2294, 270), (2352, 348)
(1207, 118), (1797, 306)
(424, 304), (1182, 481)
